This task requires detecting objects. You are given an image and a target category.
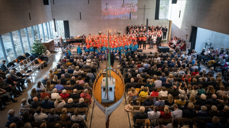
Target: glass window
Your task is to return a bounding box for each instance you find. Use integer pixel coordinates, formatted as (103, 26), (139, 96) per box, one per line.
(0, 41), (5, 63)
(20, 29), (30, 53)
(33, 26), (38, 40)
(50, 21), (57, 38)
(38, 24), (44, 42)
(1, 33), (15, 62)
(48, 22), (53, 39)
(43, 23), (49, 41)
(27, 27), (34, 45)
(159, 0), (170, 19)
(12, 31), (23, 56)
(56, 20), (65, 38)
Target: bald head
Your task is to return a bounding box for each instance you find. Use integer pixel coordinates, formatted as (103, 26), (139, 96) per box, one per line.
(33, 97), (38, 102)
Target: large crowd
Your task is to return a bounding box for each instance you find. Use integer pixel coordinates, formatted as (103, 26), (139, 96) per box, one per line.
(3, 47), (99, 128)
(121, 49), (229, 128)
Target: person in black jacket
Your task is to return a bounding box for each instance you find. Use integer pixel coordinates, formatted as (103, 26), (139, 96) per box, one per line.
(31, 97), (41, 109)
(65, 98), (76, 108)
(183, 103), (196, 118)
(75, 98), (88, 108)
(73, 81), (84, 90)
(69, 89), (80, 99)
(133, 106), (147, 124)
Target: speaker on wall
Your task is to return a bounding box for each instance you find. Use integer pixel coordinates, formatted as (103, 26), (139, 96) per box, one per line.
(172, 0), (177, 4)
(43, 0), (49, 5)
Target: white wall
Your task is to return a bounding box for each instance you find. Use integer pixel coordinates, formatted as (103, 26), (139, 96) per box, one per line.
(169, 0), (229, 42)
(0, 0), (53, 35)
(51, 0), (170, 36)
(195, 27), (229, 53)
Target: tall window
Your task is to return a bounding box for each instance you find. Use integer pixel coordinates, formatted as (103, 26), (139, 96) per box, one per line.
(1, 33), (15, 62)
(12, 31), (23, 56)
(159, 0), (170, 19)
(48, 22), (53, 39)
(43, 23), (49, 40)
(27, 27), (35, 45)
(50, 21), (57, 38)
(20, 29), (30, 53)
(33, 25), (39, 40)
(56, 20), (65, 38)
(0, 41), (5, 63)
(38, 24), (44, 42)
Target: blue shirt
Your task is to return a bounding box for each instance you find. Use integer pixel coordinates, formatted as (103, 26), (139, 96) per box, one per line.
(55, 84), (64, 91)
(154, 101), (165, 107)
(207, 123), (222, 128)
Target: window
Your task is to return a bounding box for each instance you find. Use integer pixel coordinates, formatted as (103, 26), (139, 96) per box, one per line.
(159, 0), (170, 19)
(48, 22), (53, 39)
(1, 33), (15, 62)
(27, 27), (35, 45)
(38, 24), (44, 42)
(56, 20), (65, 38)
(12, 31), (23, 56)
(0, 41), (5, 63)
(43, 23), (49, 40)
(50, 21), (57, 38)
(20, 29), (30, 53)
(33, 25), (39, 40)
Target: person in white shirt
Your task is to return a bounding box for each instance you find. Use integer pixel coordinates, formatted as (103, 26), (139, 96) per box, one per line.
(147, 106), (160, 120)
(34, 107), (48, 122)
(51, 88), (60, 99)
(154, 77), (162, 88)
(171, 104), (183, 118)
(159, 87), (168, 97)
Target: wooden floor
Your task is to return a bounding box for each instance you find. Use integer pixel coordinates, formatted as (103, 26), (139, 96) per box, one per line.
(93, 69), (125, 107)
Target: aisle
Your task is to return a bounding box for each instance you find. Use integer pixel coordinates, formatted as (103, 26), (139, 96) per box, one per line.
(89, 60), (130, 128)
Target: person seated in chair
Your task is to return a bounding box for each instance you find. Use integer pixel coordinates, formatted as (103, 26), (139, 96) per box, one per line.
(75, 98), (88, 108)
(60, 74), (67, 85)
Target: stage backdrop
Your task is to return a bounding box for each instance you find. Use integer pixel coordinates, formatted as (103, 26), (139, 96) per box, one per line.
(51, 0), (169, 36)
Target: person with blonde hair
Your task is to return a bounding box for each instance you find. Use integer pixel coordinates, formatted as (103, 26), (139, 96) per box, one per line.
(51, 88), (59, 99)
(206, 116), (222, 128)
(54, 96), (66, 108)
(128, 87), (138, 100)
(209, 105), (219, 117)
(48, 70), (54, 80)
(165, 94), (174, 106)
(183, 103), (196, 118)
(60, 108), (70, 121)
(133, 106), (147, 123)
(51, 75), (58, 84)
(160, 106), (172, 119)
(188, 94), (196, 104)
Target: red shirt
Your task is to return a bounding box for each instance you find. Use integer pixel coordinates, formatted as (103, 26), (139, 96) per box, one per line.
(191, 72), (199, 76)
(60, 93), (70, 99)
(150, 91), (158, 97)
(160, 111), (172, 119)
(40, 93), (51, 99)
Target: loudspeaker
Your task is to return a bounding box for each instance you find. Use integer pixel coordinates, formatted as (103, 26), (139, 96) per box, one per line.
(43, 0), (49, 5)
(64, 21), (70, 39)
(158, 46), (169, 53)
(172, 0), (177, 4)
(146, 18), (148, 31)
